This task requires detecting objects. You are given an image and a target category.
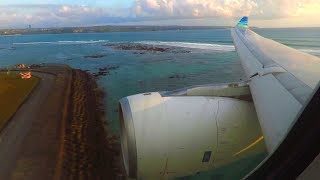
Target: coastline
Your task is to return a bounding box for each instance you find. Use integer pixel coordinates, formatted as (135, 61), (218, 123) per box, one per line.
(0, 26), (225, 36)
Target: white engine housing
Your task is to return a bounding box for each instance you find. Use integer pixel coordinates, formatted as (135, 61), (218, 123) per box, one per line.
(119, 90), (264, 179)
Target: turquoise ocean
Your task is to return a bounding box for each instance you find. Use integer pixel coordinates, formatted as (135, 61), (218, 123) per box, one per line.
(1, 27), (320, 179)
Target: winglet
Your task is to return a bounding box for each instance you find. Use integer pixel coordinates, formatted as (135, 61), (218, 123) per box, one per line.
(237, 16), (248, 28)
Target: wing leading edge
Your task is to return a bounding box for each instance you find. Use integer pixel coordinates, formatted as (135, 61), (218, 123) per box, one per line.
(231, 17), (320, 152)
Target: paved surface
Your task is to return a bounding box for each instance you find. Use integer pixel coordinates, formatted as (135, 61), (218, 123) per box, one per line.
(0, 67), (120, 179)
(0, 72), (55, 179)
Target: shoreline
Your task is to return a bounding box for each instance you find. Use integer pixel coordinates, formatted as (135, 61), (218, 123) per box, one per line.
(0, 26), (224, 36)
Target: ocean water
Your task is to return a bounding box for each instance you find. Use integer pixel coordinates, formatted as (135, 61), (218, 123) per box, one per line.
(1, 27), (320, 179)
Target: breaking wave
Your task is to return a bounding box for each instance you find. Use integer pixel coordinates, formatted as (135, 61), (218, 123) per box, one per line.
(136, 41), (320, 56)
(299, 49), (320, 56)
(13, 40), (108, 45)
(13, 39), (319, 56)
(136, 41), (235, 52)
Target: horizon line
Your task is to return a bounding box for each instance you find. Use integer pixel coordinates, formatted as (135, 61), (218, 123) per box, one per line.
(1, 25), (320, 31)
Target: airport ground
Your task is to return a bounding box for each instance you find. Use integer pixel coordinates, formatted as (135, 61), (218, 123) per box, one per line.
(0, 65), (124, 179)
(0, 72), (39, 130)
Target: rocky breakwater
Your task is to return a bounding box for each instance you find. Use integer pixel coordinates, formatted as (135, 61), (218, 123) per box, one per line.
(104, 43), (192, 54)
(59, 69), (124, 179)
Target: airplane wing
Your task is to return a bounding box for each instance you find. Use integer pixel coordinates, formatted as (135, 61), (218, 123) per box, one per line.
(231, 17), (320, 152)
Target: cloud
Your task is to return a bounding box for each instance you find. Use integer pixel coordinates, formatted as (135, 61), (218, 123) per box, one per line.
(0, 0), (319, 28)
(133, 0), (257, 19)
(0, 4), (115, 28)
(133, 0), (320, 20)
(55, 5), (107, 19)
(131, 0), (320, 28)
(251, 0), (320, 19)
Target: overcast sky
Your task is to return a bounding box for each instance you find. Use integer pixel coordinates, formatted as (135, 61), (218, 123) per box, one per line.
(1, 0), (319, 29)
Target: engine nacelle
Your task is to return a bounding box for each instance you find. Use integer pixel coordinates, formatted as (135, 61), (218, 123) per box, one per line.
(119, 92), (264, 179)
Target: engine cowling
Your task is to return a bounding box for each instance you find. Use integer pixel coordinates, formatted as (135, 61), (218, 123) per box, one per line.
(119, 92), (264, 179)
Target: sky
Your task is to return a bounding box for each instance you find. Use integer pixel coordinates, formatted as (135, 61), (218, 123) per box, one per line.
(0, 0), (320, 29)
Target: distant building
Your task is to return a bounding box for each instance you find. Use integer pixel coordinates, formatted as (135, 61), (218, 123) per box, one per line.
(73, 29), (84, 33)
(15, 64), (26, 68)
(28, 25), (32, 29)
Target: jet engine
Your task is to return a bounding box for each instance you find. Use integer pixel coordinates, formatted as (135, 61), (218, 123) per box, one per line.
(119, 84), (265, 179)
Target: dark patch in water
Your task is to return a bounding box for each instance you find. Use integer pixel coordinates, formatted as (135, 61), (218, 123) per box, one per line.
(92, 65), (120, 79)
(168, 74), (187, 79)
(133, 51), (146, 55)
(84, 54), (107, 59)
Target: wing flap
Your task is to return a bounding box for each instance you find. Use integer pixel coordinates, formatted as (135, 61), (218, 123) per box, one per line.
(249, 74), (302, 151)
